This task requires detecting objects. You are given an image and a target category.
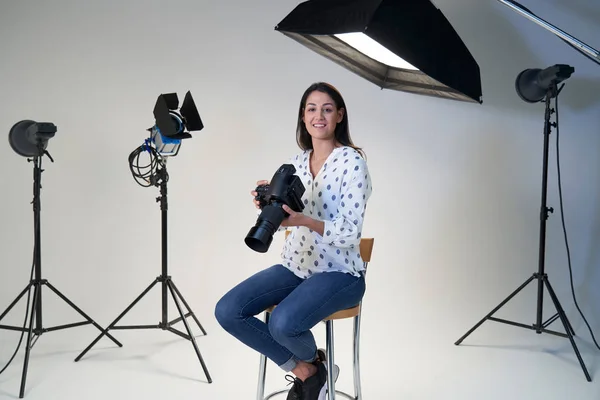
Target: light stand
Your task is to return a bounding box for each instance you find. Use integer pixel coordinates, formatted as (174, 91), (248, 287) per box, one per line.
(75, 158), (212, 384)
(454, 82), (591, 382)
(0, 146), (122, 398)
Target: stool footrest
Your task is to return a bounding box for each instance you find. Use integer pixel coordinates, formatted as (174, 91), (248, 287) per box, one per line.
(261, 389), (356, 400)
(263, 388), (289, 399)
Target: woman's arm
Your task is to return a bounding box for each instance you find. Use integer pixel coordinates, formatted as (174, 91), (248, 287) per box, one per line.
(280, 209), (326, 236)
(282, 156), (372, 248)
(322, 158), (372, 248)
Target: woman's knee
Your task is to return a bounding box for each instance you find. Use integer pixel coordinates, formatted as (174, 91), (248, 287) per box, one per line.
(268, 308), (298, 342)
(214, 294), (237, 331)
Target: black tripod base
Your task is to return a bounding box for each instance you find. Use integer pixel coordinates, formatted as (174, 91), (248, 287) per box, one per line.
(75, 275), (212, 384)
(455, 273), (592, 382)
(0, 279), (122, 398)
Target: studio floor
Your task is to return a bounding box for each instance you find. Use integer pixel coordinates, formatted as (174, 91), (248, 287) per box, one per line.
(0, 315), (599, 400)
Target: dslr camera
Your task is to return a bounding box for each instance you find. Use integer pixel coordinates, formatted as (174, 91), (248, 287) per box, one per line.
(245, 164), (305, 253)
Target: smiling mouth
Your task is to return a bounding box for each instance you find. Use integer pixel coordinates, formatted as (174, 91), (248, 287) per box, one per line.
(313, 124), (326, 128)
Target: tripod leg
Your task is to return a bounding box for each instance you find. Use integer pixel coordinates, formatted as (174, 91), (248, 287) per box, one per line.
(455, 275), (535, 345)
(565, 315), (577, 337)
(544, 308), (576, 337)
(167, 280), (212, 383)
(19, 284), (39, 399)
(44, 281), (122, 347)
(75, 278), (159, 361)
(543, 278), (591, 382)
(552, 302), (576, 337)
(0, 284), (33, 322)
(168, 280), (207, 335)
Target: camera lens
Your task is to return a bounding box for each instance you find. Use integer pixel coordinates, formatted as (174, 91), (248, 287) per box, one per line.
(245, 204), (287, 253)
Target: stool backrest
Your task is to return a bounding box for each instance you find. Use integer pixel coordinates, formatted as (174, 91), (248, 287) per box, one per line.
(359, 238), (374, 263)
(284, 230), (374, 269)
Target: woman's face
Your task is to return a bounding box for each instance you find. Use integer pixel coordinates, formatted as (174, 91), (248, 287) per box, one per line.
(302, 90), (344, 143)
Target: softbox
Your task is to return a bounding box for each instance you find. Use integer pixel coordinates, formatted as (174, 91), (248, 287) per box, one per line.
(275, 0), (483, 104)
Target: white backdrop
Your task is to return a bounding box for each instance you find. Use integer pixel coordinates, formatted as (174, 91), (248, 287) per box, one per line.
(0, 1), (599, 399)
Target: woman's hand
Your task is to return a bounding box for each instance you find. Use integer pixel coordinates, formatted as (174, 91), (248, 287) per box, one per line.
(251, 182), (324, 235)
(280, 205), (308, 227)
(281, 205), (325, 236)
(251, 180), (269, 209)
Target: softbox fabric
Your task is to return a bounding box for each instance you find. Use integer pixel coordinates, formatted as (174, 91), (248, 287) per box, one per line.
(276, 0), (482, 104)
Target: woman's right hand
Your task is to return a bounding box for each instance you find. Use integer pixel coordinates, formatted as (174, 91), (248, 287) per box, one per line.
(251, 180), (269, 209)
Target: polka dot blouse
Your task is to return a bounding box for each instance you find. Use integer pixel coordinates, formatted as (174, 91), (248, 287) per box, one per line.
(280, 146), (373, 279)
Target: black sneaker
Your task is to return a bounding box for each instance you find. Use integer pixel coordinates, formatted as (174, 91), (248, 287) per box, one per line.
(300, 362), (327, 400)
(285, 374), (304, 400)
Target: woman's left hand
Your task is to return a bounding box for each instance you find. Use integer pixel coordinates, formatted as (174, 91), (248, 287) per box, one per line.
(280, 205), (308, 227)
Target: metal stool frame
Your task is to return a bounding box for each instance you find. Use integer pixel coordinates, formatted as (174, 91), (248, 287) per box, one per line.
(256, 236), (374, 400)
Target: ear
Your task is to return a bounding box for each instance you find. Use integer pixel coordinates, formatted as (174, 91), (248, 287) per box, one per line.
(337, 108), (345, 123)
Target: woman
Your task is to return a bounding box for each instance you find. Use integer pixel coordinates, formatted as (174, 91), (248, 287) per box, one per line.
(215, 82), (373, 400)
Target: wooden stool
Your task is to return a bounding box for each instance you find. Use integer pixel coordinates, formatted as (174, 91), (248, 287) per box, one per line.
(256, 235), (375, 400)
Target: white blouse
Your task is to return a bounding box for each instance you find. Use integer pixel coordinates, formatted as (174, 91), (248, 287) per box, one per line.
(279, 146), (373, 279)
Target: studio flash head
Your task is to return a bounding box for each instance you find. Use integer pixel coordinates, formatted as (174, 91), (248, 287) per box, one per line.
(515, 64), (575, 103)
(148, 91), (204, 157)
(9, 120), (57, 157)
(129, 90), (206, 188)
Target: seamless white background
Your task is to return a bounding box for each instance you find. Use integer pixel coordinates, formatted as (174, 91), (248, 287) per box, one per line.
(0, 1), (599, 399)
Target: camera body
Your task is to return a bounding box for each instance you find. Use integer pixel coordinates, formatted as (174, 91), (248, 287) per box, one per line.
(254, 164), (305, 213)
(245, 164), (306, 253)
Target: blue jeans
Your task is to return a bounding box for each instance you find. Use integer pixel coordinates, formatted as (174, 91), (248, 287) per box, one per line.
(215, 264), (366, 372)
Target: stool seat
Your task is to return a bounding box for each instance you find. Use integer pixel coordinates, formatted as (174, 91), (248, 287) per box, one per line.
(265, 305), (361, 321)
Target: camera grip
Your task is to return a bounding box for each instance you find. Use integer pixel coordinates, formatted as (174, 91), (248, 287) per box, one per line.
(254, 184), (270, 208)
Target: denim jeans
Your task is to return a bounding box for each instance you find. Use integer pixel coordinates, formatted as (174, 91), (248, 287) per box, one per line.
(215, 264), (366, 372)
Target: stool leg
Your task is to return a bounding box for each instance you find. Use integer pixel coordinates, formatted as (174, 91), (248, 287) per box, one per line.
(326, 320), (336, 400)
(256, 311), (270, 400)
(353, 311), (363, 400)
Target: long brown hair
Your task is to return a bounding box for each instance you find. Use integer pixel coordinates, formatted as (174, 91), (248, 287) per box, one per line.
(296, 82), (365, 158)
